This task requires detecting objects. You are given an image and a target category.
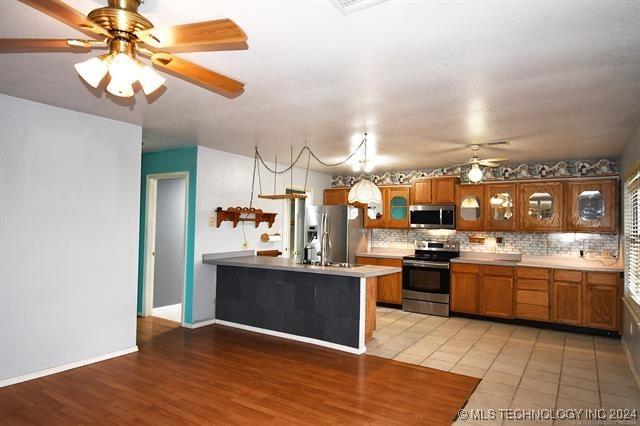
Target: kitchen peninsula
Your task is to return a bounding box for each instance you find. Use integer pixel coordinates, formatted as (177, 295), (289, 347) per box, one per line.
(203, 254), (401, 354)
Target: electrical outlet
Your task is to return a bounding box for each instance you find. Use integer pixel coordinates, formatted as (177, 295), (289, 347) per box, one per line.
(209, 213), (216, 227)
(241, 241), (248, 249)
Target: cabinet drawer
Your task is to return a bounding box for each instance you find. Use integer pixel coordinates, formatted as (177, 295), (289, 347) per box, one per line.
(517, 289), (549, 306)
(355, 256), (378, 266)
(517, 304), (549, 321)
(586, 272), (618, 287)
(481, 265), (514, 277)
(517, 279), (549, 292)
(377, 258), (403, 267)
(452, 263), (480, 273)
(554, 269), (583, 283)
(517, 267), (550, 280)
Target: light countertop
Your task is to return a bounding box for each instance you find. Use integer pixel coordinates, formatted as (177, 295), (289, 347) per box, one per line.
(203, 254), (401, 278)
(355, 249), (624, 272)
(355, 248), (413, 259)
(452, 252), (623, 272)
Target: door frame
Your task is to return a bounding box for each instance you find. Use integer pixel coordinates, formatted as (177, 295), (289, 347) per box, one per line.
(142, 172), (189, 323)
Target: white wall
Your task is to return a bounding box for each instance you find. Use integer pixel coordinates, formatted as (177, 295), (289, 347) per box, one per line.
(193, 145), (332, 323)
(0, 95), (142, 384)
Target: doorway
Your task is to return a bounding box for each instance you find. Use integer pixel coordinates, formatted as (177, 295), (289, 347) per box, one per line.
(142, 173), (188, 325)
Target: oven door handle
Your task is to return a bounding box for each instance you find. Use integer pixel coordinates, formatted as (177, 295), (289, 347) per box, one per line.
(402, 260), (450, 269)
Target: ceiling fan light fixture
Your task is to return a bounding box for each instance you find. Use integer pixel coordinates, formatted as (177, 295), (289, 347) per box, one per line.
(74, 54), (111, 88)
(468, 163), (484, 183)
(138, 65), (166, 95)
(348, 178), (383, 205)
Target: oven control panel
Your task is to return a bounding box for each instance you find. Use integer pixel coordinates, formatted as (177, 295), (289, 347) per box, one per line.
(414, 240), (459, 251)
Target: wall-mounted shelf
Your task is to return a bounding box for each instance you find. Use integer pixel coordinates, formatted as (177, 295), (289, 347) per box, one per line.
(258, 194), (307, 200)
(215, 207), (277, 228)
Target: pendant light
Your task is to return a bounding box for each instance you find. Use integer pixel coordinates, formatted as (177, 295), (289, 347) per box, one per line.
(468, 163), (484, 183)
(348, 134), (383, 205)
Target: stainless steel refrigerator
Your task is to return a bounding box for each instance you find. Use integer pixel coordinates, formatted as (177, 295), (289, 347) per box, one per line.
(302, 205), (369, 264)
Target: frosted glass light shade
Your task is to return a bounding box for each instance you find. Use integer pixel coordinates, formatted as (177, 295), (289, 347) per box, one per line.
(468, 163), (483, 183)
(108, 53), (138, 84)
(138, 65), (166, 95)
(106, 79), (134, 97)
(348, 179), (383, 205)
(74, 56), (110, 88)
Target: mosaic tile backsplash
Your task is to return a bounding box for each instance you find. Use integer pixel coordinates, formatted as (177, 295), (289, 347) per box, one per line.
(370, 229), (620, 257)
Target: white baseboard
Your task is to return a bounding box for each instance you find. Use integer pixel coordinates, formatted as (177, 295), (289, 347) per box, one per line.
(0, 346), (138, 388)
(152, 303), (181, 314)
(215, 319), (366, 355)
(182, 319), (216, 329)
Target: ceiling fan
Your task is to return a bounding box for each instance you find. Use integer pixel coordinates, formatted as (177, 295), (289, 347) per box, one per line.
(0, 0), (248, 99)
(446, 141), (510, 183)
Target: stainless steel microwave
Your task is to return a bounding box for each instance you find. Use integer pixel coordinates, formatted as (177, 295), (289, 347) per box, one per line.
(409, 204), (456, 229)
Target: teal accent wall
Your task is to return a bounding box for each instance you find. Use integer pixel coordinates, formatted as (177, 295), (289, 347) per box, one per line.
(138, 146), (197, 324)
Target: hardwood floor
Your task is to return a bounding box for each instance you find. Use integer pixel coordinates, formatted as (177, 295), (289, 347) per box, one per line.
(0, 317), (479, 425)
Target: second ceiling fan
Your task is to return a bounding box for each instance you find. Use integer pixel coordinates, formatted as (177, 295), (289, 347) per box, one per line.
(446, 141), (510, 183)
(0, 0), (248, 99)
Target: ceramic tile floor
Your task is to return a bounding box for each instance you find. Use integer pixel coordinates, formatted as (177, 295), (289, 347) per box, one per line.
(368, 307), (640, 425)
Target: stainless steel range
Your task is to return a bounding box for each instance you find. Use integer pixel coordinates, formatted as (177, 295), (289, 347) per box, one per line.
(402, 240), (460, 316)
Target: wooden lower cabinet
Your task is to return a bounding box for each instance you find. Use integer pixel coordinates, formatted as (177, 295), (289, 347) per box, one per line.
(451, 263), (480, 314)
(551, 281), (583, 325)
(452, 264), (620, 333)
(585, 272), (619, 331)
(516, 267), (550, 321)
(479, 267), (514, 319)
(355, 256), (403, 305)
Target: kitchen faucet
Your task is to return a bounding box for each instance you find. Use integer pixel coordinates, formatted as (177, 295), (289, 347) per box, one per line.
(320, 212), (331, 266)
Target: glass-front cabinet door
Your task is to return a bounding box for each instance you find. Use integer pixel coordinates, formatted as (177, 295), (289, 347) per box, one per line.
(485, 183), (517, 231)
(566, 179), (617, 233)
(519, 182), (564, 231)
(386, 187), (410, 228)
(456, 185), (484, 231)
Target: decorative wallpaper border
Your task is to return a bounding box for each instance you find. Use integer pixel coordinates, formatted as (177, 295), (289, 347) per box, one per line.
(331, 159), (618, 187)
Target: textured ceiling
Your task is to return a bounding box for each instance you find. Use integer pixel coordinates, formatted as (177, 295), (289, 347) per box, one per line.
(1, 0), (639, 174)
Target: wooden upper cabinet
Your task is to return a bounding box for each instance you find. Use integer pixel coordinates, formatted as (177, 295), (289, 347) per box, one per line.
(411, 179), (432, 204)
(323, 188), (348, 205)
(456, 184), (485, 231)
(410, 177), (456, 204)
(519, 182), (564, 232)
(432, 177), (456, 203)
(566, 179), (617, 233)
(364, 187), (387, 228)
(485, 183), (518, 231)
(386, 187), (411, 228)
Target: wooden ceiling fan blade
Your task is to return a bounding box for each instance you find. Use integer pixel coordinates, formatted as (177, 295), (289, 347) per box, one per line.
(479, 162), (501, 168)
(18, 0), (109, 39)
(481, 140), (511, 147)
(445, 161), (473, 169)
(151, 53), (244, 98)
(0, 38), (92, 52)
(136, 19), (247, 50)
(479, 158), (508, 165)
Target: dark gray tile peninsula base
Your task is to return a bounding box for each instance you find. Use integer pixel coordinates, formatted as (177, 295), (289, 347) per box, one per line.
(216, 266), (361, 348)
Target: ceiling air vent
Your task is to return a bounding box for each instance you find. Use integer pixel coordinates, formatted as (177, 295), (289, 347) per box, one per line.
(329, 0), (389, 15)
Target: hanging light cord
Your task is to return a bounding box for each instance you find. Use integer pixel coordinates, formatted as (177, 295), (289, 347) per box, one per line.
(248, 134), (368, 208)
(254, 134), (368, 174)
